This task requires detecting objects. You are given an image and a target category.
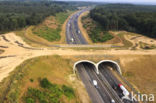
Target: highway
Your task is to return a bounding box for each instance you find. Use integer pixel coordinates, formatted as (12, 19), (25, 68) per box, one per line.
(99, 65), (123, 97)
(85, 63), (123, 103)
(66, 8), (135, 103)
(99, 64), (137, 103)
(66, 9), (88, 44)
(76, 64), (105, 103)
(77, 63), (123, 103)
(66, 9), (120, 102)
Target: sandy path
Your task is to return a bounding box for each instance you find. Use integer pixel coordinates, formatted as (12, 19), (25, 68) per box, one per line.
(124, 34), (156, 49)
(129, 35), (156, 45)
(0, 32), (156, 82)
(0, 33), (53, 81)
(124, 34), (137, 49)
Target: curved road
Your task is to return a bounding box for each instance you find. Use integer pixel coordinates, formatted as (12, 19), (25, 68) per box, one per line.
(66, 9), (88, 44)
(66, 9), (135, 103)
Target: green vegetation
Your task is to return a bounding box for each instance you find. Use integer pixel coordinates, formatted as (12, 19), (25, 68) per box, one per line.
(56, 12), (72, 25)
(0, 56), (78, 103)
(32, 12), (72, 42)
(90, 4), (156, 38)
(33, 27), (61, 42)
(29, 78), (34, 82)
(62, 85), (75, 99)
(90, 27), (113, 43)
(0, 1), (76, 33)
(24, 78), (75, 103)
(40, 78), (53, 88)
(82, 15), (113, 43)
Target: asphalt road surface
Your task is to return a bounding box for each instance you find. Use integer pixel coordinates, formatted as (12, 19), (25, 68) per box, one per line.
(66, 8), (122, 103)
(99, 64), (137, 103)
(77, 63), (123, 103)
(67, 8), (137, 103)
(66, 9), (88, 44)
(99, 65), (123, 97)
(76, 64), (105, 103)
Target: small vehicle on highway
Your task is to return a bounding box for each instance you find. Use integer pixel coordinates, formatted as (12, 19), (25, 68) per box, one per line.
(68, 23), (70, 27)
(111, 99), (115, 103)
(93, 80), (98, 88)
(70, 38), (74, 42)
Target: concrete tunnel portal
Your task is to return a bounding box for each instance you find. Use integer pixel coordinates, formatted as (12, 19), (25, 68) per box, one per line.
(73, 60), (122, 74)
(97, 60), (122, 74)
(73, 60), (98, 74)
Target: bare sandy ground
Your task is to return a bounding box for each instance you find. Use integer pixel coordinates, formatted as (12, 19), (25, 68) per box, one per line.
(0, 32), (156, 82)
(0, 33), (53, 81)
(126, 34), (156, 45)
(78, 11), (156, 49)
(124, 32), (156, 49)
(0, 32), (156, 103)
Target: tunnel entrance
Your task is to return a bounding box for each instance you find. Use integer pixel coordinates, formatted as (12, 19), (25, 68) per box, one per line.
(73, 60), (97, 74)
(73, 60), (108, 103)
(73, 60), (121, 74)
(97, 60), (121, 74)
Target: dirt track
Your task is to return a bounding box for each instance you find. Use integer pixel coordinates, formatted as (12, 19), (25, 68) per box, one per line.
(0, 32), (156, 82)
(0, 33), (53, 81)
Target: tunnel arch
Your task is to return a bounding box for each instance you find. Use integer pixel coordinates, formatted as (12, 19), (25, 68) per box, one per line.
(97, 60), (122, 74)
(73, 60), (98, 74)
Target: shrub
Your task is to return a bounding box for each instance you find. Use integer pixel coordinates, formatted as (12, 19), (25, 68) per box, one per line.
(24, 78), (75, 103)
(40, 78), (52, 88)
(62, 85), (75, 99)
(29, 78), (34, 82)
(26, 97), (35, 103)
(89, 28), (113, 43)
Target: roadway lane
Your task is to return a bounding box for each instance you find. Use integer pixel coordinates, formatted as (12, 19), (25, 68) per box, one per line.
(99, 65), (137, 103)
(76, 64), (105, 103)
(76, 63), (123, 103)
(66, 9), (88, 44)
(85, 64), (123, 103)
(68, 8), (133, 103)
(99, 65), (123, 96)
(69, 9), (123, 103)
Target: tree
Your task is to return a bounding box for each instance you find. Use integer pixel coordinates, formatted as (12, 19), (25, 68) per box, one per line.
(90, 4), (156, 38)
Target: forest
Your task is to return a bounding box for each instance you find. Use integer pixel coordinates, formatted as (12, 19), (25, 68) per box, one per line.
(90, 4), (156, 38)
(0, 1), (75, 33)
